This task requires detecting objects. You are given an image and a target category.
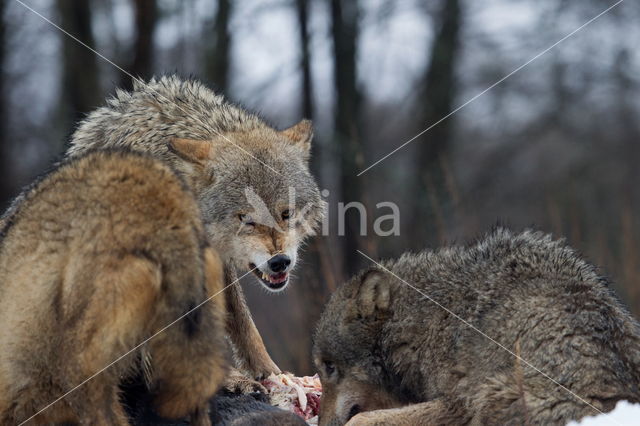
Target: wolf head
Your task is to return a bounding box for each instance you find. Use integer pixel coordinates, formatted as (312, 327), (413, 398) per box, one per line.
(168, 125), (323, 292)
(313, 269), (403, 425)
(67, 76), (324, 292)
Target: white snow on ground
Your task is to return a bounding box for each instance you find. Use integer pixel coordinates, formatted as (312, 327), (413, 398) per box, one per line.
(566, 401), (640, 426)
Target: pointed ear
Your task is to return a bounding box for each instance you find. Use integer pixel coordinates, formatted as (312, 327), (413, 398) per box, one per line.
(281, 119), (313, 155)
(351, 270), (392, 320)
(168, 138), (213, 164)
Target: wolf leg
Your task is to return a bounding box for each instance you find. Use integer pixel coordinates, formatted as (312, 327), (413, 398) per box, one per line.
(149, 331), (222, 420)
(148, 302), (224, 421)
(149, 249), (226, 421)
(225, 279), (280, 378)
(346, 399), (468, 426)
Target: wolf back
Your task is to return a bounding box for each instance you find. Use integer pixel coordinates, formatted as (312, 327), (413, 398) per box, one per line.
(313, 228), (640, 425)
(0, 149), (227, 425)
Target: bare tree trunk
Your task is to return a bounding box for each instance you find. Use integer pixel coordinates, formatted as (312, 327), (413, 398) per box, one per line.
(205, 0), (232, 92)
(57, 0), (101, 137)
(331, 0), (363, 276)
(296, 0), (322, 180)
(0, 0), (9, 211)
(296, 0), (313, 120)
(121, 0), (157, 90)
(290, 0), (339, 373)
(414, 0), (461, 244)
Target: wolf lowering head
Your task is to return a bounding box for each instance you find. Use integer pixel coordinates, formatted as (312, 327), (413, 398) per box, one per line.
(67, 76), (323, 293)
(313, 229), (640, 425)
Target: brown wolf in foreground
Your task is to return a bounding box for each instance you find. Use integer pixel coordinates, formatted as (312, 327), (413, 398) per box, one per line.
(0, 150), (227, 425)
(62, 76), (324, 391)
(313, 228), (640, 425)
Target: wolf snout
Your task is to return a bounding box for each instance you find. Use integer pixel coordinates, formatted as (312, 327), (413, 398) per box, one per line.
(268, 254), (291, 273)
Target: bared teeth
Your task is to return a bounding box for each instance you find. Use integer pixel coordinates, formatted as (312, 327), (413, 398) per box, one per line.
(256, 270), (289, 286)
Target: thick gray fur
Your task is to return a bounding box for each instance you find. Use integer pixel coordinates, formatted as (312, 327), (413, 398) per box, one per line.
(314, 228), (640, 425)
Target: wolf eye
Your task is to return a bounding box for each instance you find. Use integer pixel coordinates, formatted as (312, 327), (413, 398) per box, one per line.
(238, 214), (255, 226)
(281, 209), (292, 220)
(324, 361), (336, 376)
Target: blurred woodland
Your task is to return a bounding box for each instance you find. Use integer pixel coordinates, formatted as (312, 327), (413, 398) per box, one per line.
(1, 0), (639, 374)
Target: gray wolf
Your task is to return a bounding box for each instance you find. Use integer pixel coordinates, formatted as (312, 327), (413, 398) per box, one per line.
(0, 150), (227, 425)
(65, 76), (324, 386)
(313, 228), (640, 425)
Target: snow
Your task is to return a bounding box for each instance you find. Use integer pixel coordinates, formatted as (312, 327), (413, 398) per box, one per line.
(566, 401), (640, 426)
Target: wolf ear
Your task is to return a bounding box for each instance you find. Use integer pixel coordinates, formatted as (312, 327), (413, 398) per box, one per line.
(351, 270), (392, 320)
(281, 119), (313, 156)
(168, 138), (214, 164)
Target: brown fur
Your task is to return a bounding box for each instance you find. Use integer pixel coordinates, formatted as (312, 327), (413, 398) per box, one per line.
(0, 150), (227, 425)
(314, 229), (640, 425)
(249, 224), (296, 257)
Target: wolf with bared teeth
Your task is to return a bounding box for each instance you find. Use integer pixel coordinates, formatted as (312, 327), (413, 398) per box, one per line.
(65, 76), (324, 390)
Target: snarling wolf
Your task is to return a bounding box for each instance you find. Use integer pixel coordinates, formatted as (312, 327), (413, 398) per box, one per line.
(0, 150), (227, 425)
(313, 228), (640, 425)
(65, 76), (324, 387)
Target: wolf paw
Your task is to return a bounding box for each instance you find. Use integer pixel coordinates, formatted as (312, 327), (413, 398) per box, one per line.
(346, 409), (412, 426)
(223, 369), (268, 396)
(244, 356), (282, 380)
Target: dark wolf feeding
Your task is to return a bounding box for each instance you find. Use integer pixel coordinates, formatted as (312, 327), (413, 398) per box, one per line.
(314, 228), (640, 425)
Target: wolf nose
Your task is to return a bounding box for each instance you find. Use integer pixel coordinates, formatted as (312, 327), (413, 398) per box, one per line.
(268, 254), (291, 273)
